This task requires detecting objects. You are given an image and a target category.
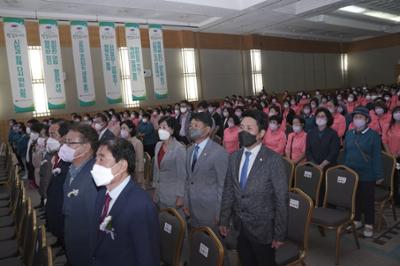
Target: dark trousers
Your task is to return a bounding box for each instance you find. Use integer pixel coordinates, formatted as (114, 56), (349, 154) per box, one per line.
(355, 181), (375, 225)
(143, 143), (156, 158)
(394, 158), (399, 205)
(238, 229), (276, 266)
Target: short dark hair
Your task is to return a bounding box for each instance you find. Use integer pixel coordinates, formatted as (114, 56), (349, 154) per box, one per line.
(58, 121), (71, 137)
(95, 113), (108, 124)
(158, 116), (180, 137)
(242, 110), (268, 131)
(69, 124), (99, 152)
(269, 115), (283, 125)
(121, 120), (137, 137)
(31, 123), (45, 134)
(315, 107), (334, 127)
(99, 138), (136, 176)
(292, 115), (305, 125)
(197, 100), (208, 109)
(190, 112), (213, 128)
(227, 115), (240, 126)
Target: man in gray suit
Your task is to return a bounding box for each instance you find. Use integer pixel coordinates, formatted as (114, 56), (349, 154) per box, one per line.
(184, 112), (229, 229)
(219, 110), (288, 266)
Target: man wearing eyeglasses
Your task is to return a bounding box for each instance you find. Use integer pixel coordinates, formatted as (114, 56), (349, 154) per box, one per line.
(61, 124), (99, 266)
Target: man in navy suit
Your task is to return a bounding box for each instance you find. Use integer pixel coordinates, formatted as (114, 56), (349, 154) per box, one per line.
(62, 124), (99, 266)
(91, 138), (160, 266)
(93, 113), (116, 142)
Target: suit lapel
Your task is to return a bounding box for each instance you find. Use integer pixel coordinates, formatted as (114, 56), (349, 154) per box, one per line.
(187, 144), (194, 175)
(192, 139), (212, 175)
(244, 146), (267, 190)
(160, 139), (175, 169)
(233, 149), (244, 187)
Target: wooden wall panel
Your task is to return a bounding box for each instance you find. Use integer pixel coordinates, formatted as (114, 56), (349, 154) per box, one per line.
(197, 32), (243, 50)
(348, 33), (400, 52)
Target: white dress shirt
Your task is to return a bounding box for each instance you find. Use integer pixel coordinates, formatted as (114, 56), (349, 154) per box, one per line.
(191, 137), (209, 166)
(238, 143), (262, 182)
(106, 176), (131, 215)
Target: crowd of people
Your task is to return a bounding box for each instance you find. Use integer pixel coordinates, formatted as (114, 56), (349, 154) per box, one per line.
(5, 83), (400, 266)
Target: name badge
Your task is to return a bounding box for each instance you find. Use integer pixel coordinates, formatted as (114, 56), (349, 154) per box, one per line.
(337, 176), (347, 184)
(199, 243), (209, 258)
(163, 222), (172, 234)
(290, 199), (299, 209)
(304, 171), (312, 178)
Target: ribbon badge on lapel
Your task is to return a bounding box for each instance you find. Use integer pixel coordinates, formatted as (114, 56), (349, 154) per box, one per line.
(52, 168), (61, 175)
(67, 189), (79, 198)
(99, 216), (116, 240)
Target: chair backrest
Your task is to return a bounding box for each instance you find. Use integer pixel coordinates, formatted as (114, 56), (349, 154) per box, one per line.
(294, 162), (323, 204)
(159, 208), (186, 266)
(16, 187), (27, 242)
(282, 157), (295, 188)
(189, 227), (224, 266)
(23, 208), (37, 266)
(288, 188), (313, 251)
(42, 246), (53, 266)
(381, 151), (396, 195)
(33, 225), (47, 266)
(325, 165), (358, 212)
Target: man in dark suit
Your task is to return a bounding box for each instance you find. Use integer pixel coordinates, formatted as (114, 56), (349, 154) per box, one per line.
(93, 113), (116, 142)
(45, 120), (71, 246)
(62, 124), (99, 266)
(91, 138), (159, 266)
(219, 110), (288, 266)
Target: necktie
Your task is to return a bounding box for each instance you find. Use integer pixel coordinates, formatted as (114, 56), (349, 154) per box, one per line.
(191, 145), (200, 172)
(100, 193), (112, 223)
(239, 151), (252, 189)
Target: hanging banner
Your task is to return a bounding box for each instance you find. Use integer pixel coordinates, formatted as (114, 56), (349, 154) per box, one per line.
(39, 19), (66, 109)
(125, 23), (146, 100)
(4, 18), (34, 113)
(148, 24), (168, 99)
(99, 22), (122, 104)
(70, 21), (96, 106)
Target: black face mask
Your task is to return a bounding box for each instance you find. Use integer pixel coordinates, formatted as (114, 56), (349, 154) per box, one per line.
(239, 131), (257, 148)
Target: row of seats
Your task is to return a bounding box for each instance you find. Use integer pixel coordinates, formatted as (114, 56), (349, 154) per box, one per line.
(0, 144), (53, 266)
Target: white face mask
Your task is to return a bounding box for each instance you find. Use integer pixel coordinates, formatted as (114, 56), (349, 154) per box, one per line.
(30, 132), (39, 141)
(235, 111), (242, 117)
(91, 164), (116, 187)
(269, 123), (278, 131)
(58, 144), (76, 162)
(142, 118), (148, 123)
(393, 112), (400, 121)
(26, 127), (31, 135)
(347, 97), (354, 103)
(353, 118), (366, 129)
(37, 137), (46, 148)
(292, 125), (303, 133)
(46, 137), (60, 153)
(158, 129), (171, 141)
(120, 129), (130, 139)
(316, 118), (327, 127)
(94, 123), (103, 132)
(227, 121), (235, 128)
(180, 107), (187, 113)
(303, 109), (311, 115)
(375, 108), (384, 116)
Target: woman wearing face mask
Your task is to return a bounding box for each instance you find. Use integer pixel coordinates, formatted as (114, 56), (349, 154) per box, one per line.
(150, 109), (160, 130)
(108, 113), (121, 137)
(262, 115), (287, 155)
(346, 94), (357, 113)
(223, 115), (240, 154)
(306, 107), (340, 171)
(137, 112), (158, 158)
(222, 107), (233, 130)
(32, 125), (49, 190)
(120, 120), (144, 185)
(301, 104), (316, 133)
(342, 107), (383, 238)
(326, 99), (347, 139)
(130, 111), (140, 127)
(369, 101), (391, 136)
(285, 116), (307, 164)
(310, 98), (319, 115)
(383, 106), (400, 206)
(152, 116), (187, 210)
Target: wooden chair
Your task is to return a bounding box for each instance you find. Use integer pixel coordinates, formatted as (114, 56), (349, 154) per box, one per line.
(189, 227), (224, 266)
(294, 162), (323, 206)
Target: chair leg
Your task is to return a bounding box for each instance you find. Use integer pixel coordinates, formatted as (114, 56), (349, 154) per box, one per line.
(335, 226), (342, 265)
(377, 202), (385, 232)
(318, 226), (326, 237)
(351, 222), (360, 249)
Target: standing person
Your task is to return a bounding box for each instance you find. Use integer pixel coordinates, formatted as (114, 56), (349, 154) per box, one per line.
(45, 121), (71, 246)
(262, 115), (287, 155)
(223, 115), (240, 154)
(326, 99), (347, 139)
(93, 113), (115, 142)
(91, 139), (160, 266)
(137, 112), (158, 158)
(62, 125), (99, 266)
(369, 101), (391, 136)
(177, 101), (192, 145)
(383, 106), (400, 205)
(301, 104), (316, 133)
(152, 116), (187, 209)
(285, 116), (307, 164)
(343, 107), (382, 237)
(219, 110), (288, 266)
(120, 120), (145, 185)
(184, 112), (229, 230)
(306, 107), (340, 170)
